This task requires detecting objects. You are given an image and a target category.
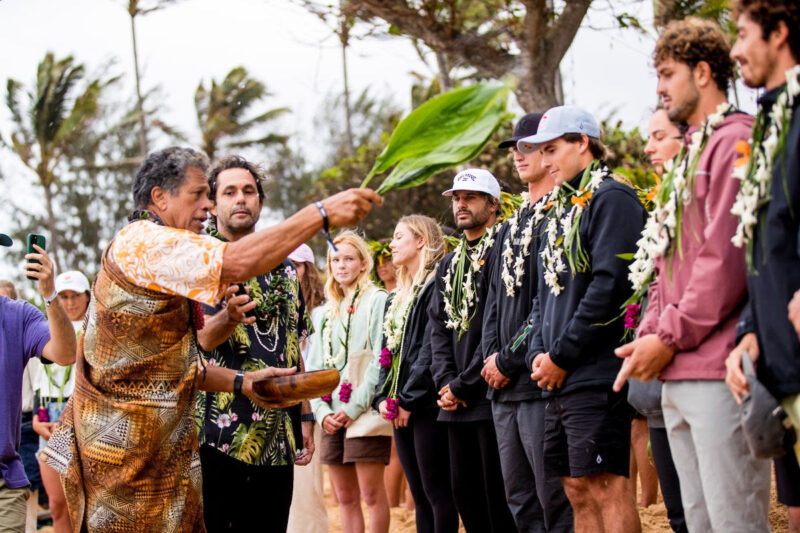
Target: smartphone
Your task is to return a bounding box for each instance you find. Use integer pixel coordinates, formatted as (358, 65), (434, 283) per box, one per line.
(26, 234), (46, 280)
(235, 283), (256, 318)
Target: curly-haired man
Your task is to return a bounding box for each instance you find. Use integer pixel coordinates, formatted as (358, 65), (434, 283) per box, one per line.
(614, 17), (771, 533)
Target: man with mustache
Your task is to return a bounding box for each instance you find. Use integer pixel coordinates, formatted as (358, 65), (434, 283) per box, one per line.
(196, 156), (314, 532)
(428, 169), (516, 532)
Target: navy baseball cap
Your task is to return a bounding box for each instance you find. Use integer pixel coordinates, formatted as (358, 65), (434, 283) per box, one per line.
(0, 233), (11, 247)
(517, 105), (601, 153)
(498, 112), (544, 149)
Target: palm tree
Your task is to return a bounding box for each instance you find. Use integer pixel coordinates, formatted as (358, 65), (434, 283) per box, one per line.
(4, 52), (109, 270)
(194, 66), (290, 161)
(123, 0), (181, 158)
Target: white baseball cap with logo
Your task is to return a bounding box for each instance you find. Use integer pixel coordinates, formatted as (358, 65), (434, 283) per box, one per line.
(442, 168), (501, 199)
(55, 270), (91, 294)
(517, 105), (601, 154)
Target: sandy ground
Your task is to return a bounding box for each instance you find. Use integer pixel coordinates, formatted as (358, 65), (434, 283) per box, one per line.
(35, 470), (790, 532)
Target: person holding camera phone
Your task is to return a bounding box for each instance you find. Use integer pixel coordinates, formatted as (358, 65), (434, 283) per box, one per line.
(37, 147), (379, 533)
(194, 156), (314, 533)
(0, 232), (77, 533)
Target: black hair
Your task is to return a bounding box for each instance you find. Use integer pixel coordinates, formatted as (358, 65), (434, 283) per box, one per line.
(132, 147), (209, 209)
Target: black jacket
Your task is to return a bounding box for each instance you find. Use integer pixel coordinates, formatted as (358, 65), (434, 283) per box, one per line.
(525, 171), (646, 394)
(738, 85), (800, 398)
(429, 238), (494, 422)
(373, 278), (439, 412)
(482, 203), (546, 402)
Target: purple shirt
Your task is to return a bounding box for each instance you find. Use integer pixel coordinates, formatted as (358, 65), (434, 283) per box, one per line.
(1, 295), (50, 488)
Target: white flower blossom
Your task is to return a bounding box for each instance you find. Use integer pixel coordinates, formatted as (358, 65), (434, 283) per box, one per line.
(730, 65), (800, 250)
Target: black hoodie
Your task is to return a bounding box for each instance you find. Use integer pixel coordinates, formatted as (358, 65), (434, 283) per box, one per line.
(737, 83), (800, 399)
(525, 170), (646, 394)
(482, 202), (547, 402)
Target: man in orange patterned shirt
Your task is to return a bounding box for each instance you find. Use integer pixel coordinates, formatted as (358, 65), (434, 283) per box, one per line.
(42, 147), (381, 532)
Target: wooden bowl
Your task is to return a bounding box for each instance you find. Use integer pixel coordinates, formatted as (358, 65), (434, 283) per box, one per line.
(251, 369), (340, 403)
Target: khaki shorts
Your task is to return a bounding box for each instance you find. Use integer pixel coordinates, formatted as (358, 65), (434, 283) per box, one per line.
(320, 430), (391, 465)
(0, 478), (28, 532)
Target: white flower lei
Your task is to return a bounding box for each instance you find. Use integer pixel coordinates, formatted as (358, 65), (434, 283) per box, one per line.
(541, 162), (610, 296)
(500, 192), (552, 296)
(731, 65), (800, 253)
(383, 291), (415, 354)
(321, 288), (361, 369)
(442, 226), (497, 335)
(628, 102), (733, 293)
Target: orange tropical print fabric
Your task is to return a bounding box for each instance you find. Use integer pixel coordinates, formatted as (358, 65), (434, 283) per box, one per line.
(110, 220), (228, 306)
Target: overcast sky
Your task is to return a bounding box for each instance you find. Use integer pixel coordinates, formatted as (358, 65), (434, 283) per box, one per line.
(0, 0), (761, 280)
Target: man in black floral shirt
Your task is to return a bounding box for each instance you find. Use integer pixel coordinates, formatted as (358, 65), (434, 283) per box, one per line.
(197, 156), (313, 532)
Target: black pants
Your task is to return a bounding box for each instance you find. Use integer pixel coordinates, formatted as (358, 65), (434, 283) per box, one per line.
(394, 408), (458, 533)
(650, 427), (687, 533)
(447, 420), (517, 533)
(200, 444), (294, 533)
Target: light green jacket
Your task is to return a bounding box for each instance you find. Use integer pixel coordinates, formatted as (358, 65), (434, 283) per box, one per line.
(307, 284), (387, 425)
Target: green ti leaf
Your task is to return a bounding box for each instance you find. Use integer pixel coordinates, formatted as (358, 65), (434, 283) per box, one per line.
(361, 83), (509, 195)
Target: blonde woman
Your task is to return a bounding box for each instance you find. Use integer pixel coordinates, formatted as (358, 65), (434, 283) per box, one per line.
(374, 215), (458, 533)
(307, 231), (390, 533)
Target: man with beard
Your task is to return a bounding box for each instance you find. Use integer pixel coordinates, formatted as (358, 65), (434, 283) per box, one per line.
(196, 156), (314, 532)
(481, 113), (573, 532)
(726, 1), (800, 529)
(519, 105), (645, 533)
(428, 169), (516, 532)
(614, 17), (770, 532)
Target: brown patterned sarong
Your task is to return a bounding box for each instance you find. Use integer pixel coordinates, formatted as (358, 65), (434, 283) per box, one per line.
(43, 250), (205, 532)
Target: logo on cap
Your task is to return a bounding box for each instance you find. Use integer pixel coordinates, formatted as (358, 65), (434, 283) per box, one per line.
(458, 173), (477, 182)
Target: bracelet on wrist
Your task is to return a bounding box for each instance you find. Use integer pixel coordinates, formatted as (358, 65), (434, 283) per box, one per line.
(233, 370), (245, 395)
(314, 201), (338, 252)
(45, 290), (58, 307)
(300, 413), (315, 423)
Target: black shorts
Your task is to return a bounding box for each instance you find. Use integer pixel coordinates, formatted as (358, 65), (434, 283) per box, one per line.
(543, 386), (633, 478)
(775, 448), (800, 506)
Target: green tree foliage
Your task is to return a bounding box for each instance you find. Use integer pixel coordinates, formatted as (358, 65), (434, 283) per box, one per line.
(3, 53), (111, 270)
(298, 0), (593, 111)
(2, 53), (182, 287)
(195, 66), (290, 162)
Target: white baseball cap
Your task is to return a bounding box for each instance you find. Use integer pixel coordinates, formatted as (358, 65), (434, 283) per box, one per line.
(55, 270), (90, 294)
(442, 168), (501, 199)
(517, 105), (601, 153)
(288, 243), (315, 264)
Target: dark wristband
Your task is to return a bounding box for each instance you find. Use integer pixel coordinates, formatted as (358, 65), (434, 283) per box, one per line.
(233, 370), (245, 395)
(315, 201), (338, 252)
(300, 413), (315, 423)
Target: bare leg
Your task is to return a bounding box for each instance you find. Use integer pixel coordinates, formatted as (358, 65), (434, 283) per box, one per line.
(329, 464), (364, 533)
(384, 438), (404, 508)
(561, 477), (604, 533)
(586, 473), (641, 533)
(40, 460), (71, 533)
(25, 489), (38, 533)
(355, 462), (390, 533)
(789, 506), (800, 533)
(631, 418), (658, 507)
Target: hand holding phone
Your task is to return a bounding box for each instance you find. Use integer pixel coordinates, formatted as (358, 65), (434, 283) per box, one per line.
(26, 234), (46, 280)
(23, 234), (56, 300)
